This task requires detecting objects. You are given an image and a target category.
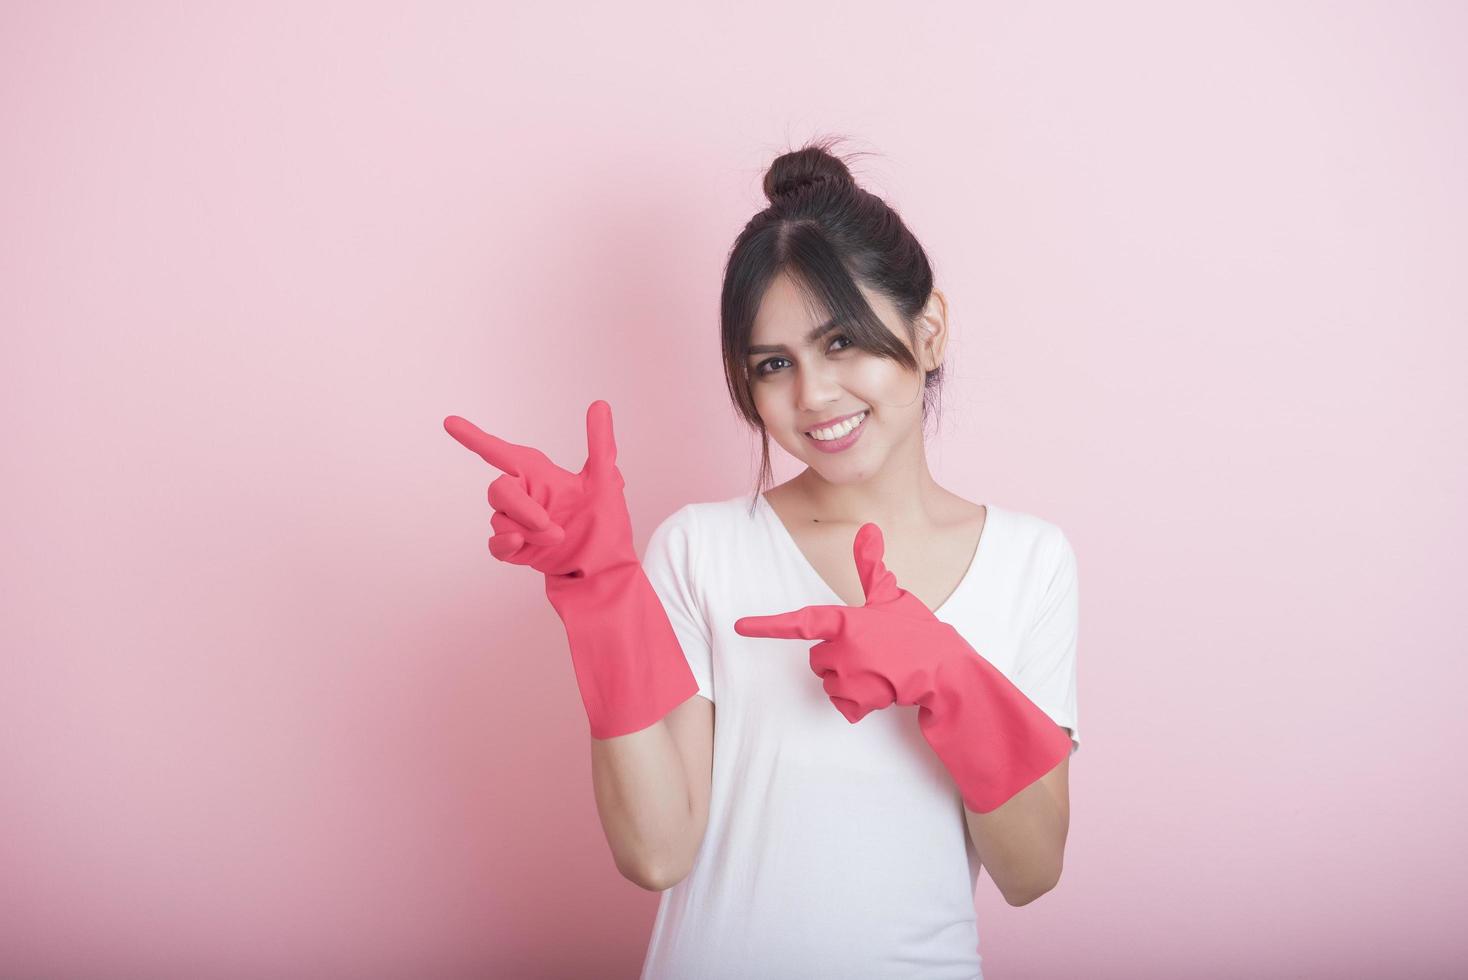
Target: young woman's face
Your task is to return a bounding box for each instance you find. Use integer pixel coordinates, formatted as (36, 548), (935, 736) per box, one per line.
(746, 273), (935, 484)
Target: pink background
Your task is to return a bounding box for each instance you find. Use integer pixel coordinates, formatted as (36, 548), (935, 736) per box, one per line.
(3, 3), (1465, 978)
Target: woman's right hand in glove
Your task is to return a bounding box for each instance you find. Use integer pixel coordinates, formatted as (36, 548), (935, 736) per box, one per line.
(443, 399), (699, 738)
(443, 399), (639, 582)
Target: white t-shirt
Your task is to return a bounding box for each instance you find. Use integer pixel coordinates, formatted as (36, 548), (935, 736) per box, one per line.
(637, 491), (1081, 980)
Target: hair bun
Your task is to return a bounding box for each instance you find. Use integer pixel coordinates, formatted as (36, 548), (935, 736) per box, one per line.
(763, 139), (856, 204)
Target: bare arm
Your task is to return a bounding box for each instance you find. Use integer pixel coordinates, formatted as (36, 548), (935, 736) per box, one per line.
(965, 739), (1071, 906)
(590, 693), (714, 891)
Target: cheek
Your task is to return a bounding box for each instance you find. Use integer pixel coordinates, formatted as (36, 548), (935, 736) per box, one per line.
(750, 388), (791, 435)
(845, 360), (911, 407)
(750, 385), (777, 419)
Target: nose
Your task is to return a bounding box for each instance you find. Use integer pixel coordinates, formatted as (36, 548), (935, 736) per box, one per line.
(795, 358), (845, 417)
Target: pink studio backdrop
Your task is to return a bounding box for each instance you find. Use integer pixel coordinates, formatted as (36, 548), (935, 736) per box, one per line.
(2, 3), (1464, 978)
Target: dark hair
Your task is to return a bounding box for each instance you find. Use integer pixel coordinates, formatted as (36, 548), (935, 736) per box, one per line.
(719, 134), (946, 517)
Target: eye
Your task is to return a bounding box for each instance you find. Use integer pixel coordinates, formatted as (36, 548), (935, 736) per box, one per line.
(754, 334), (855, 377)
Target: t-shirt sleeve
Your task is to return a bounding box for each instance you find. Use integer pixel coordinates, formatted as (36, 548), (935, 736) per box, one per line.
(1014, 527), (1081, 756)
(640, 504), (716, 704)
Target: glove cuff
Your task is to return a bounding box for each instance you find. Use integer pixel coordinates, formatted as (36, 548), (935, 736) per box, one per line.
(918, 628), (1072, 813)
(545, 561), (700, 739)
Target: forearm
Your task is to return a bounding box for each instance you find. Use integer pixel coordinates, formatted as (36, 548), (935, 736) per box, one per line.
(545, 561), (699, 739)
(589, 716), (695, 890)
(913, 632), (1071, 903)
(546, 557), (702, 889)
(964, 762), (1067, 905)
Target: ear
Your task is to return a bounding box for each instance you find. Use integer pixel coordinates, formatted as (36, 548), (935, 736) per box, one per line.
(916, 288), (949, 372)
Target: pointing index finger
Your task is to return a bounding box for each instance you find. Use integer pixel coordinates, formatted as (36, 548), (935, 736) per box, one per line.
(733, 604), (845, 641)
(443, 415), (525, 476)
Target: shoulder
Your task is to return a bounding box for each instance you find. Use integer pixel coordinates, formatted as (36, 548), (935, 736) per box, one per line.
(988, 504), (1076, 572)
(668, 492), (762, 530)
(648, 493), (757, 545)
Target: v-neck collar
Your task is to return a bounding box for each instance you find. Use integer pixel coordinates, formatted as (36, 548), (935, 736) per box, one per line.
(755, 492), (996, 616)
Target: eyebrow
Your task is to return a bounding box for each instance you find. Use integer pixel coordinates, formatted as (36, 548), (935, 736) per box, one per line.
(747, 317), (842, 356)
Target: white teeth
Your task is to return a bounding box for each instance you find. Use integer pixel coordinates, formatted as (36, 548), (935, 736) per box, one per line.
(807, 411), (867, 441)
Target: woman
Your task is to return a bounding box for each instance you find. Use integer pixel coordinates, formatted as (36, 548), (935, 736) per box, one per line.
(445, 136), (1081, 979)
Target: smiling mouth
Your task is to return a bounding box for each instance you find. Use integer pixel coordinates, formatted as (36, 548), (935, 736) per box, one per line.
(805, 409), (869, 441)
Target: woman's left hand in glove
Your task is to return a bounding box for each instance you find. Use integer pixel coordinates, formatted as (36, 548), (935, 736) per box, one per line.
(733, 522), (1071, 813)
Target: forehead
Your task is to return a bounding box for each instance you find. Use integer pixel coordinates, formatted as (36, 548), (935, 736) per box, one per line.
(750, 272), (893, 342)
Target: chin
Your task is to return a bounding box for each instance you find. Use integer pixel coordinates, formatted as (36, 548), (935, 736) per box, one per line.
(804, 450), (875, 476)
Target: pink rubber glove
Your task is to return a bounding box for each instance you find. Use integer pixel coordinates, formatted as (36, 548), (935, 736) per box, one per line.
(733, 522), (1070, 813)
(444, 400), (698, 739)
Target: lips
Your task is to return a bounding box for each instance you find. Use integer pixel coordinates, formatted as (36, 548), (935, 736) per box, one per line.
(803, 409), (868, 433)
(803, 409), (869, 453)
